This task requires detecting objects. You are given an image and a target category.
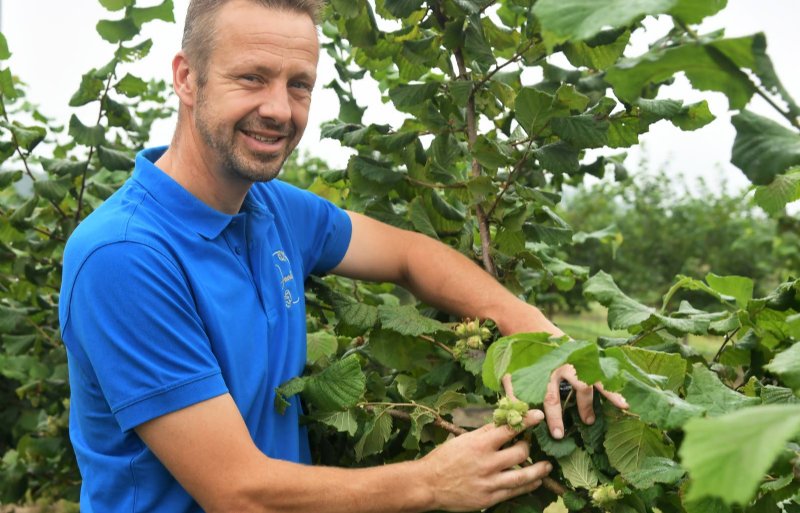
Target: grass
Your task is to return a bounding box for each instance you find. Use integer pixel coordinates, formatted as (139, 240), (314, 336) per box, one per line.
(553, 305), (722, 358)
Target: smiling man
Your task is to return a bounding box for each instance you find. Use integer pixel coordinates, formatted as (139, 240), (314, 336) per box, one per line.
(59, 1), (625, 512)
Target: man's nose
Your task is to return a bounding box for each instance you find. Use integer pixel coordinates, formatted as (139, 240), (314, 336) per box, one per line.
(257, 83), (292, 126)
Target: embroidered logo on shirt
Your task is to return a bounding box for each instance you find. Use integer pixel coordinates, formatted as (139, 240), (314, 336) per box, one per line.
(273, 250), (299, 309)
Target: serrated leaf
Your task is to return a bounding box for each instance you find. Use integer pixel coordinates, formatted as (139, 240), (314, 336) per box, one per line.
(96, 18), (140, 44)
(433, 390), (467, 414)
(274, 377), (306, 414)
(754, 169), (800, 215)
(619, 346), (686, 392)
(98, 146), (134, 171)
(672, 100), (715, 131)
(535, 141), (580, 175)
(622, 457), (686, 489)
(116, 39), (154, 62)
(303, 355), (366, 412)
(388, 82), (440, 109)
(314, 410), (359, 436)
(761, 385), (800, 405)
(99, 0), (133, 11)
(482, 332), (556, 391)
(604, 418), (674, 474)
(69, 115), (106, 147)
(558, 448), (599, 489)
(40, 158), (85, 177)
(403, 408), (435, 450)
(0, 33), (10, 60)
(534, 423), (577, 458)
(515, 88), (560, 136)
(306, 331), (338, 365)
(0, 305), (27, 333)
(368, 328), (435, 372)
(551, 115), (609, 149)
(33, 178), (71, 203)
(130, 0), (175, 28)
(534, 0), (675, 43)
(681, 405), (800, 505)
(383, 0), (425, 18)
(512, 340), (603, 404)
(378, 305), (447, 337)
(765, 342), (800, 393)
(355, 409), (393, 460)
(115, 73), (148, 98)
(685, 365), (760, 416)
(564, 29), (630, 70)
(621, 374), (705, 430)
(584, 271), (654, 329)
(606, 37), (757, 110)
(69, 72), (104, 107)
(705, 273), (753, 309)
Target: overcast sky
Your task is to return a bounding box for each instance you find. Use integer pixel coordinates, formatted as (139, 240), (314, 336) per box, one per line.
(3, 1), (799, 193)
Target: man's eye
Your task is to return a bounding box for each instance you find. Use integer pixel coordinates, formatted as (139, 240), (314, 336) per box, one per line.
(290, 81), (313, 92)
(241, 75), (261, 83)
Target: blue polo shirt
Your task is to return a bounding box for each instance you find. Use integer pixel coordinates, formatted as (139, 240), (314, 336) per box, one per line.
(59, 146), (352, 512)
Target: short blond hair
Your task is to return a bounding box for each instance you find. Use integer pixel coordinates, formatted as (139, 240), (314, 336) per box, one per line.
(182, 0), (324, 85)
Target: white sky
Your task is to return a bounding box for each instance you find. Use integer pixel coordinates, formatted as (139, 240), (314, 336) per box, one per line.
(3, 1), (799, 193)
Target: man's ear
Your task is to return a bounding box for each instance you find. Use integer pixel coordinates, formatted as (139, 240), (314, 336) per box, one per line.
(172, 51), (197, 108)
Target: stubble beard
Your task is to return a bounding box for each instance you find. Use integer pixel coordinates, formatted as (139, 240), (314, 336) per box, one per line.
(194, 89), (298, 183)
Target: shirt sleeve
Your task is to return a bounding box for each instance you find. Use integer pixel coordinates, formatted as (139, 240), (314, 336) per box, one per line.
(61, 241), (228, 432)
(271, 180), (352, 277)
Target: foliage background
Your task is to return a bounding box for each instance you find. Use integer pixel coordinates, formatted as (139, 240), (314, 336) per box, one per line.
(0, 0), (799, 512)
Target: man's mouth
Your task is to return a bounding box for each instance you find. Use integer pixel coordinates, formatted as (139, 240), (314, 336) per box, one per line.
(243, 130), (285, 144)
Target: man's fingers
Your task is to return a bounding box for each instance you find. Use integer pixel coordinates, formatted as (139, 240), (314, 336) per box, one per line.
(491, 460), (552, 491)
(596, 381), (629, 409)
(492, 439), (531, 470)
(561, 374), (595, 424)
(543, 377), (565, 439)
(485, 409), (544, 449)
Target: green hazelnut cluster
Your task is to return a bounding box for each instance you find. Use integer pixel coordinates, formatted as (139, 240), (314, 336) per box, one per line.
(590, 484), (622, 507)
(492, 396), (529, 430)
(452, 319), (492, 357)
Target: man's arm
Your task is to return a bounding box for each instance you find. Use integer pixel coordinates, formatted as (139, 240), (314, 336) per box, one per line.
(136, 393), (552, 513)
(332, 212), (627, 438)
(331, 212), (562, 336)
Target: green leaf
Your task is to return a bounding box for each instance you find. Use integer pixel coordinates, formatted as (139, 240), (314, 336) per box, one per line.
(33, 178), (72, 204)
(515, 88), (560, 136)
(731, 111), (800, 186)
(551, 115), (609, 149)
(472, 136), (513, 169)
(0, 33), (11, 60)
(604, 418), (674, 474)
(482, 333), (556, 391)
(606, 37), (758, 110)
(622, 457), (686, 489)
(69, 71), (104, 107)
(2, 123), (47, 153)
(115, 73), (148, 98)
(368, 328), (435, 372)
(558, 448), (599, 489)
(621, 375), (705, 430)
(584, 271), (654, 329)
(512, 340), (603, 404)
(306, 331), (338, 365)
(619, 346), (686, 392)
(98, 0), (134, 10)
(96, 18), (140, 44)
(432, 390), (467, 414)
(388, 82), (440, 110)
(378, 305), (447, 337)
(671, 101), (715, 131)
(754, 168), (800, 215)
(681, 405), (800, 505)
(0, 305), (27, 333)
(534, 141), (580, 175)
(331, 0), (361, 18)
(402, 408), (435, 450)
(383, 0), (425, 18)
(463, 15), (495, 72)
(313, 410), (359, 436)
(355, 409), (393, 460)
(564, 29), (631, 70)
(131, 0), (175, 28)
(274, 377), (306, 414)
(533, 423), (577, 458)
(669, 0), (728, 24)
(116, 39), (154, 62)
(40, 158), (86, 177)
(533, 0), (675, 43)
(97, 146), (135, 171)
(765, 342), (800, 393)
(68, 115), (106, 147)
(685, 365), (760, 416)
(705, 273), (753, 309)
(303, 355), (366, 412)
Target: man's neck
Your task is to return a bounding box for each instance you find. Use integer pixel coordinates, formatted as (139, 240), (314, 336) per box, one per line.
(155, 128), (251, 215)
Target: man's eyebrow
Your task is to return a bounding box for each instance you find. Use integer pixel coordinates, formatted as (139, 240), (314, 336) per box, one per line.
(236, 64), (317, 82)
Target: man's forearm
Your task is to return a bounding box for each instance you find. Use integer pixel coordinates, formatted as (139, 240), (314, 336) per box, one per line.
(397, 231), (564, 336)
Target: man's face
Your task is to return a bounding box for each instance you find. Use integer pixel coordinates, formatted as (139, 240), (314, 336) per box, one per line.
(192, 1), (319, 183)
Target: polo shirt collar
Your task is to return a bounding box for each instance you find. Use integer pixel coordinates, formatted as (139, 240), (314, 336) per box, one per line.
(132, 146), (272, 239)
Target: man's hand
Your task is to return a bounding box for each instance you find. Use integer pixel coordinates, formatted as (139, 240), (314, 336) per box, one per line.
(421, 409), (552, 512)
(502, 369), (628, 440)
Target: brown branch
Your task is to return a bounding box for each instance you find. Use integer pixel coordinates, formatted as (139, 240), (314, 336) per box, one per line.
(486, 137), (537, 218)
(420, 335), (457, 357)
(473, 39), (536, 92)
(713, 328), (740, 363)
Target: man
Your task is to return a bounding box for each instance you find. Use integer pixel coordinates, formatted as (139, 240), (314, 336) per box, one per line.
(59, 1), (626, 511)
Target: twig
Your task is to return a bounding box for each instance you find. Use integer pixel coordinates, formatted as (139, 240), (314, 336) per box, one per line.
(473, 39), (536, 92)
(713, 328), (740, 363)
(420, 334), (456, 357)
